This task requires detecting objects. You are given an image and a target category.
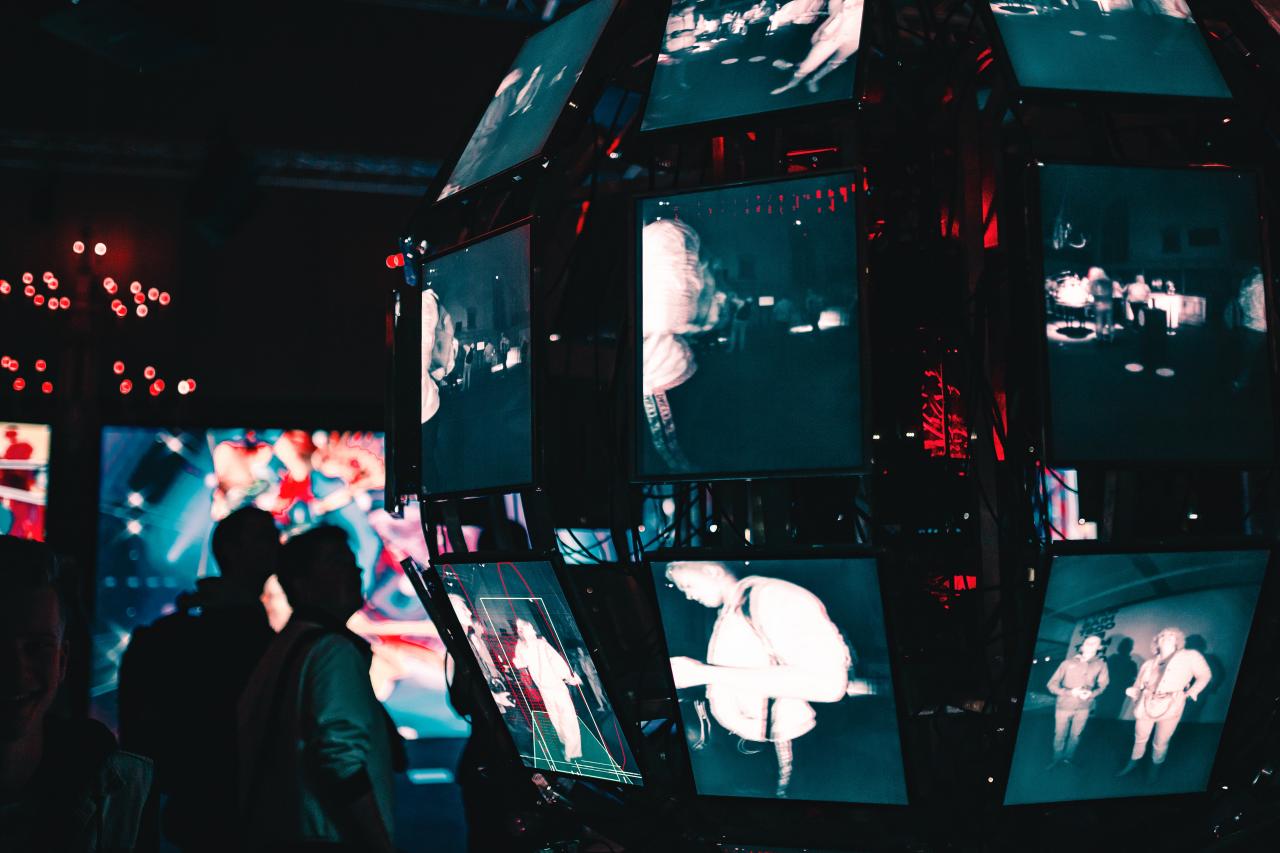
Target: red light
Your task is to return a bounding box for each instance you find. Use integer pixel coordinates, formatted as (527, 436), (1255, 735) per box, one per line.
(178, 380), (190, 395)
(33, 294), (45, 307)
(6, 359), (17, 372)
(1, 356), (9, 369)
(73, 241), (85, 254)
(133, 292), (145, 305)
(12, 378), (25, 392)
(136, 304), (149, 318)
(103, 276), (117, 292)
(113, 361), (126, 374)
(94, 242), (107, 256)
(24, 285), (35, 297)
(47, 278), (58, 291)
(149, 380), (164, 396)
(21, 272), (33, 285)
(385, 253), (404, 269)
(47, 300), (58, 311)
(147, 287), (159, 301)
(111, 298), (123, 311)
(158, 292), (171, 305)
(185, 378), (197, 392)
(0, 281), (10, 295)
(119, 379), (133, 394)
(34, 359), (46, 372)
(58, 297), (70, 309)
(41, 381), (52, 394)
(114, 305), (127, 318)
(143, 366), (156, 380)
(130, 281), (142, 294)
(42, 271), (54, 284)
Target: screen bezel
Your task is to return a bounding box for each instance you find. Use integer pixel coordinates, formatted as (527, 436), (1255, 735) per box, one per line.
(628, 168), (873, 484)
(1026, 159), (1279, 469)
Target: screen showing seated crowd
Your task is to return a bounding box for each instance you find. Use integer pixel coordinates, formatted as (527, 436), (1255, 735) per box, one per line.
(1004, 549), (1269, 805)
(92, 427), (468, 742)
(1, 421), (49, 541)
(649, 557), (907, 803)
(437, 559), (643, 786)
(636, 171), (863, 478)
(642, 0), (864, 131)
(421, 223), (533, 496)
(988, 1), (1230, 98)
(1038, 164), (1274, 463)
(436, 0), (618, 200)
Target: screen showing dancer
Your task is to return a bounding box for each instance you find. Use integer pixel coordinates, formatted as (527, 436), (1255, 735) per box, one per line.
(437, 0), (618, 200)
(421, 224), (533, 496)
(649, 557), (906, 803)
(988, 1), (1230, 98)
(643, 0), (864, 132)
(1004, 549), (1269, 805)
(1038, 164), (1274, 463)
(0, 422), (49, 542)
(92, 427), (468, 741)
(636, 172), (863, 478)
(437, 559), (644, 785)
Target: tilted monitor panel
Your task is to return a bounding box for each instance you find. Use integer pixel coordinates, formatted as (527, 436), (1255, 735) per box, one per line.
(1038, 164), (1274, 464)
(642, 0), (864, 132)
(987, 1), (1230, 98)
(436, 0), (619, 200)
(1, 421), (50, 542)
(636, 171), (864, 479)
(1004, 549), (1269, 805)
(649, 557), (907, 803)
(421, 223), (533, 497)
(436, 559), (644, 786)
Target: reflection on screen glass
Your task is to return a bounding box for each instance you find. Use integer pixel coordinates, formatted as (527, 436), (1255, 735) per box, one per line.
(0, 421), (49, 542)
(1038, 165), (1273, 463)
(988, 1), (1229, 98)
(637, 172), (863, 478)
(642, 0), (863, 131)
(650, 558), (906, 803)
(437, 0), (618, 200)
(1004, 549), (1268, 805)
(92, 427), (468, 741)
(438, 560), (643, 785)
(421, 224), (533, 495)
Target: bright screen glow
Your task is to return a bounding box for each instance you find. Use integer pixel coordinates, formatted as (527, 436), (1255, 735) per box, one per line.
(637, 172), (863, 478)
(1039, 164), (1273, 463)
(642, 0), (864, 131)
(92, 427), (468, 741)
(421, 224), (533, 495)
(650, 557), (906, 803)
(437, 0), (618, 200)
(1, 421), (49, 541)
(438, 559), (643, 785)
(988, 1), (1229, 98)
(1004, 549), (1268, 805)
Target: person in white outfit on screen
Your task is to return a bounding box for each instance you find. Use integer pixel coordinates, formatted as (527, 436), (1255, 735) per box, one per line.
(512, 616), (584, 764)
(771, 0), (864, 95)
(1116, 626), (1211, 779)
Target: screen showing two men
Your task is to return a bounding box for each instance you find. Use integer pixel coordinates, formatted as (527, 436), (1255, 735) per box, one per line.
(1, 422), (49, 542)
(438, 560), (643, 785)
(988, 1), (1229, 98)
(650, 558), (907, 803)
(637, 172), (863, 479)
(1004, 550), (1268, 805)
(421, 224), (534, 496)
(642, 0), (864, 131)
(1039, 164), (1274, 463)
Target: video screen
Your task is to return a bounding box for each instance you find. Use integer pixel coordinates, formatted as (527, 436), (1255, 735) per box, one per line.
(650, 558), (907, 803)
(1039, 165), (1274, 463)
(988, 1), (1230, 98)
(1, 422), (49, 541)
(438, 559), (643, 785)
(437, 0), (618, 200)
(1005, 549), (1268, 805)
(642, 0), (863, 132)
(637, 172), (863, 478)
(421, 224), (533, 496)
(92, 427), (468, 741)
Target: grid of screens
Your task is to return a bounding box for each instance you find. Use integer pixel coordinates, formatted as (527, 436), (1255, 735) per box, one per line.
(642, 0), (864, 131)
(649, 557), (907, 803)
(988, 1), (1230, 98)
(1038, 164), (1273, 463)
(636, 171), (863, 479)
(1, 421), (49, 541)
(1004, 549), (1268, 805)
(421, 223), (533, 496)
(92, 427), (467, 740)
(437, 559), (643, 785)
(436, 0), (618, 200)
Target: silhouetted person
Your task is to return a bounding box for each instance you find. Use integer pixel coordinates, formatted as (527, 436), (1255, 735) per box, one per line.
(237, 526), (403, 853)
(1095, 636), (1138, 722)
(117, 507), (279, 852)
(1, 535), (153, 851)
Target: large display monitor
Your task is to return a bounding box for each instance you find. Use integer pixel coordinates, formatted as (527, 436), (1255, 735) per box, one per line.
(987, 1), (1230, 99)
(436, 0), (619, 200)
(0, 421), (49, 541)
(421, 222), (533, 497)
(1004, 548), (1269, 805)
(648, 556), (907, 803)
(1037, 164), (1274, 463)
(435, 558), (643, 785)
(642, 0), (864, 132)
(635, 171), (864, 479)
(92, 426), (468, 740)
